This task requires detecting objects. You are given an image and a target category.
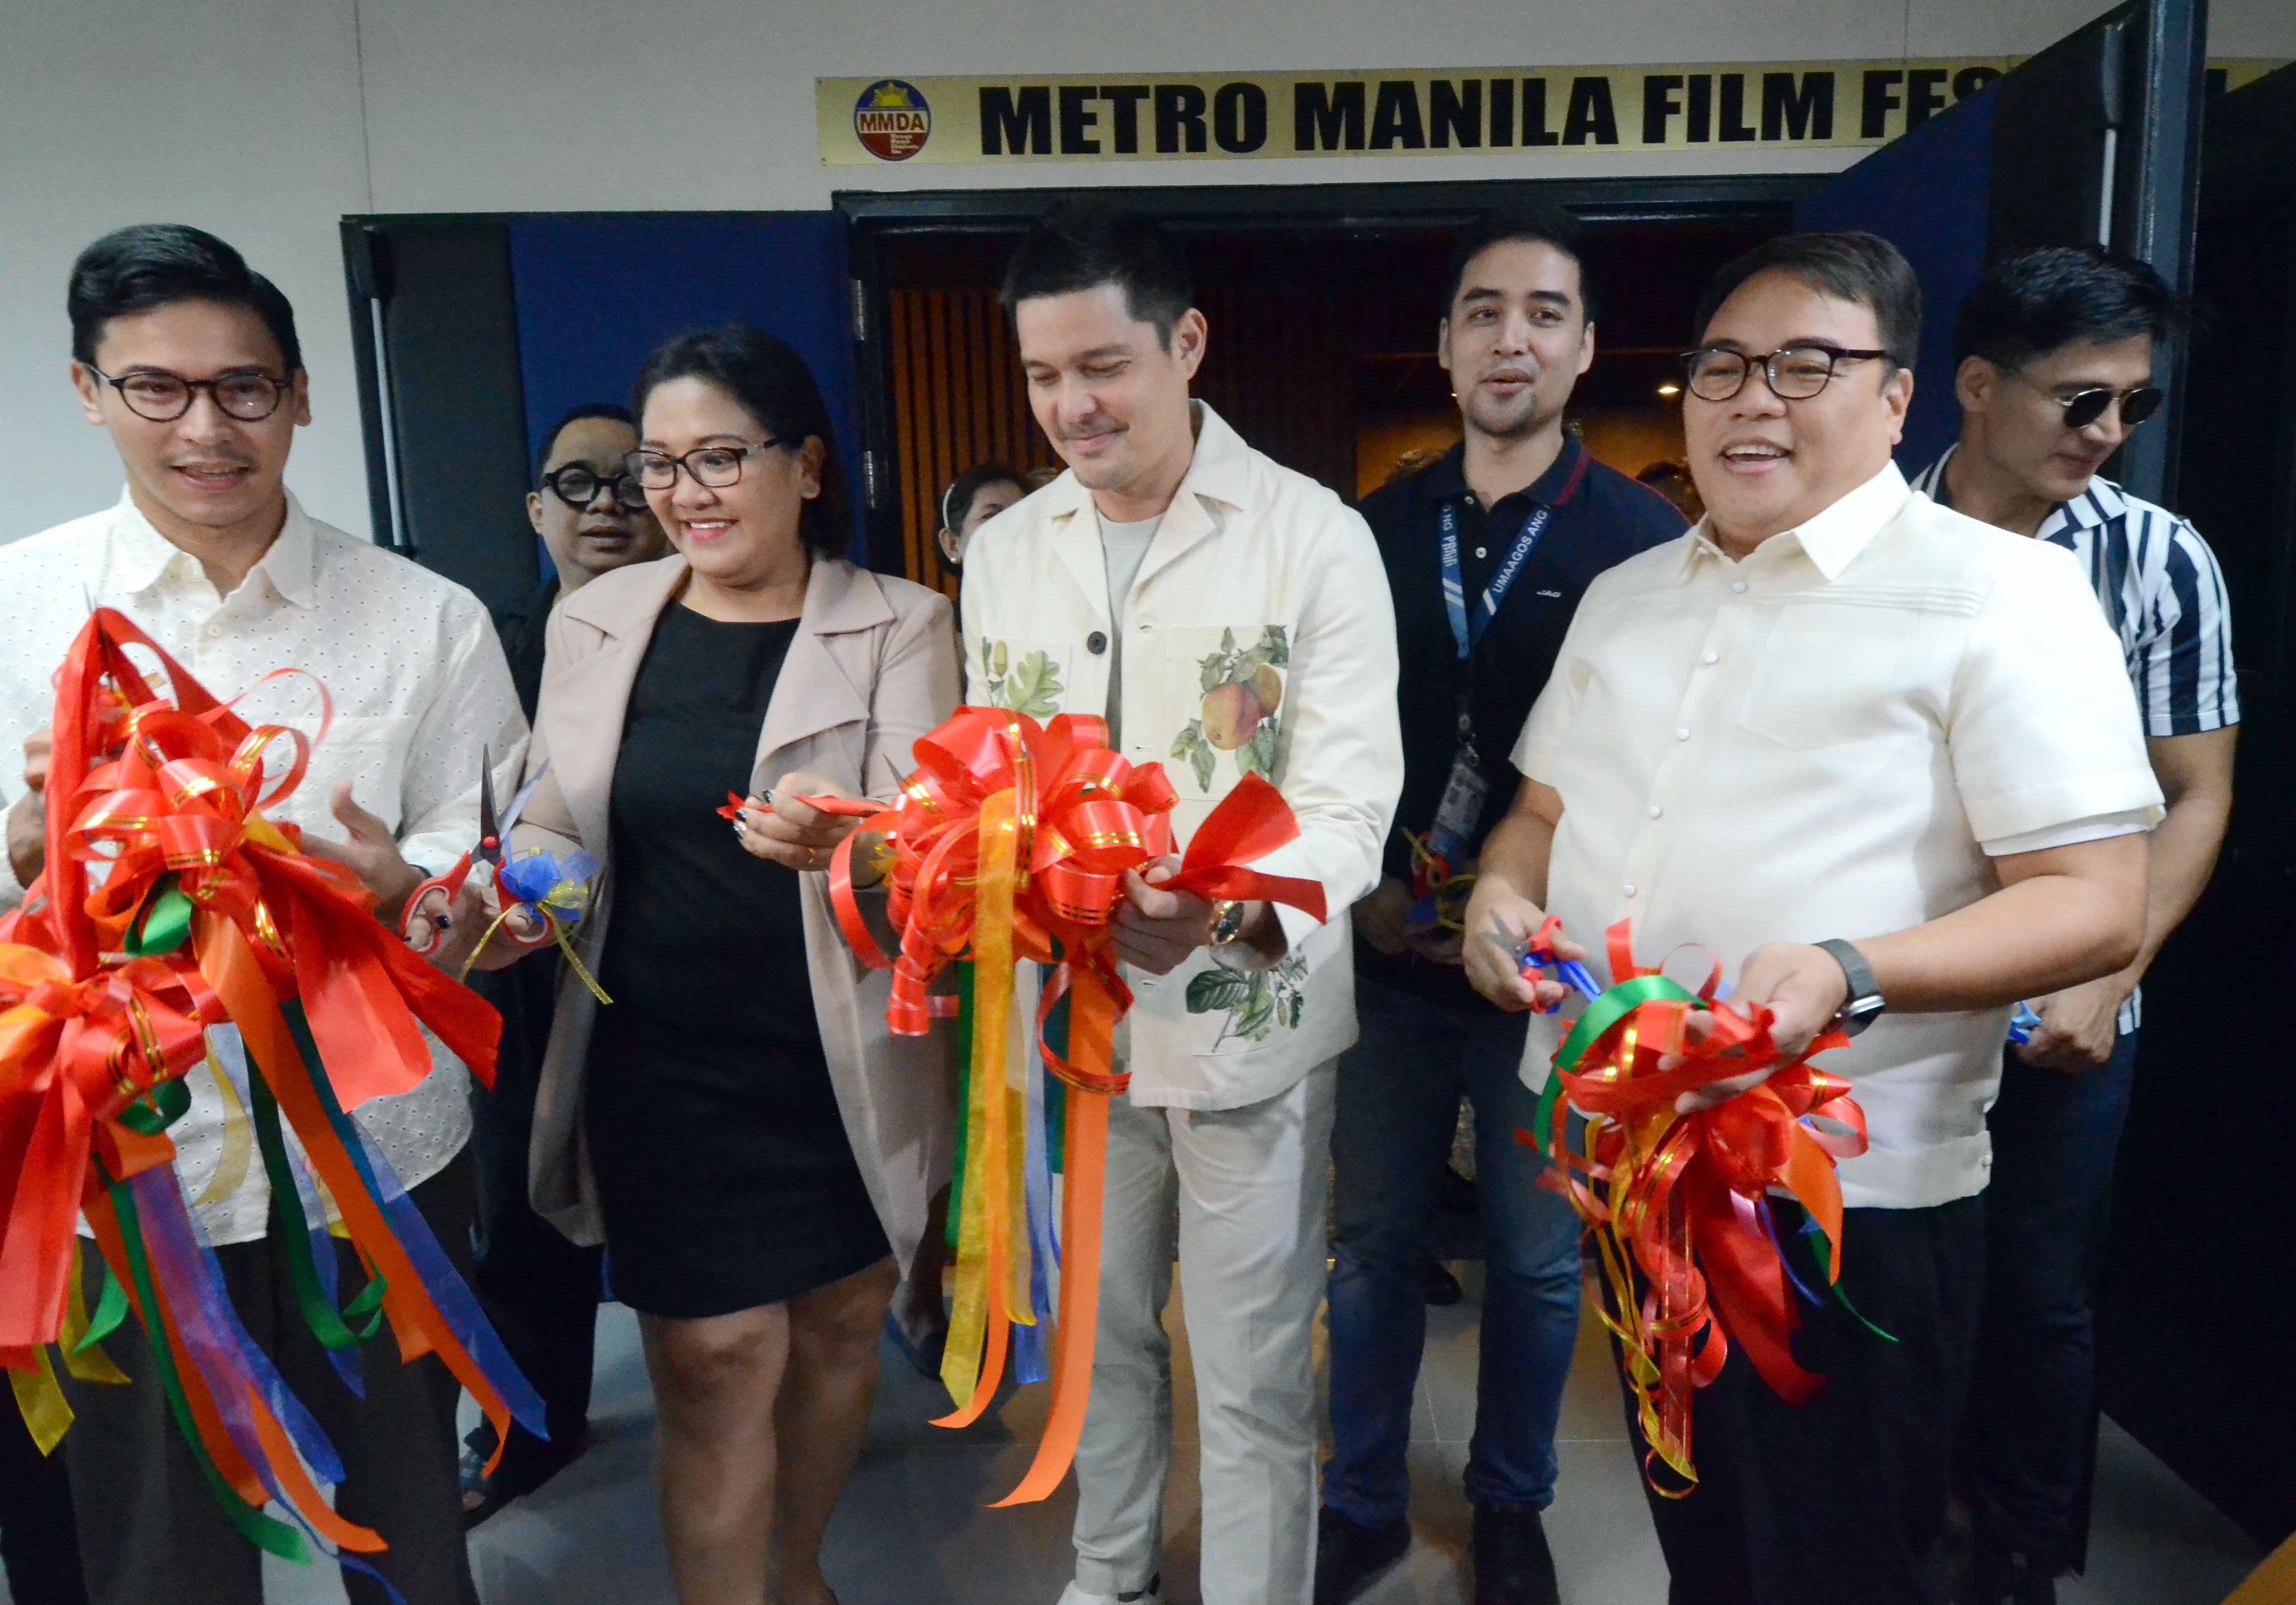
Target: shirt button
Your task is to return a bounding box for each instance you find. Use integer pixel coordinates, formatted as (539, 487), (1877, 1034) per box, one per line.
(1087, 631), (1108, 654)
(1731, 580), (1748, 594)
(1474, 546), (1487, 559)
(1675, 728), (1690, 742)
(1702, 651), (1719, 665)
(1623, 884), (1638, 898)
(1648, 805), (1662, 818)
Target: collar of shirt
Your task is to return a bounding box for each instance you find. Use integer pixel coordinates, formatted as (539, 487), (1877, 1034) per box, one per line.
(1041, 399), (1253, 528)
(1683, 460), (1912, 585)
(105, 485), (319, 608)
(1428, 431), (1589, 526)
(1912, 443), (2127, 544)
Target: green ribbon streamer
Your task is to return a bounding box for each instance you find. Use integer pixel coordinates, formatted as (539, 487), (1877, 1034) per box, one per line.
(101, 1166), (308, 1562)
(1533, 974), (1706, 1152)
(124, 878), (195, 958)
(1802, 1222), (1898, 1344)
(75, 1264), (128, 1354)
(246, 1071), (387, 1350)
(114, 1077), (191, 1138)
(945, 964), (974, 1256)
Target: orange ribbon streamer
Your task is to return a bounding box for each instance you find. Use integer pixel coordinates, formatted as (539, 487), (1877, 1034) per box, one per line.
(1530, 920), (1867, 1494)
(819, 706), (1326, 1504)
(0, 608), (524, 1564)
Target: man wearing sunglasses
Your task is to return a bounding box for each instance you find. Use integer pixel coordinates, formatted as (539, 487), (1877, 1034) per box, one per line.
(1464, 232), (2160, 1605)
(1910, 248), (2237, 1605)
(457, 404), (665, 1528)
(0, 224), (523, 1604)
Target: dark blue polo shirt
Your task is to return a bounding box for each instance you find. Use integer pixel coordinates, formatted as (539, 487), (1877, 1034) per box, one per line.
(1354, 433), (1686, 1006)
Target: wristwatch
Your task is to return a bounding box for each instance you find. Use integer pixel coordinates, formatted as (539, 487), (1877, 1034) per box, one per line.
(1816, 938), (1886, 1038)
(1207, 898), (1249, 948)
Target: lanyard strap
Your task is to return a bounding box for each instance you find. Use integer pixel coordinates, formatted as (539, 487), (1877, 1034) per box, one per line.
(1439, 497), (1555, 663)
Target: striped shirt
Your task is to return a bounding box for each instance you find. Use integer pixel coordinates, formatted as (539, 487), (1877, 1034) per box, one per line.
(1913, 446), (2240, 1034)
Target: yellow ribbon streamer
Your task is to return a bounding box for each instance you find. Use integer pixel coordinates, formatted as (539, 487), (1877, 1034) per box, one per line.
(9, 1242), (130, 1454)
(192, 1044), (254, 1208)
(941, 788), (1017, 1410)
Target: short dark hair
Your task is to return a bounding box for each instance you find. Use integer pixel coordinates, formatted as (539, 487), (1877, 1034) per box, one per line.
(67, 224), (301, 372)
(533, 402), (635, 484)
(1952, 246), (2188, 370)
(1692, 230), (1921, 374)
(1443, 203), (1596, 323)
(940, 462), (1026, 534)
(630, 326), (849, 560)
(1000, 203), (1194, 347)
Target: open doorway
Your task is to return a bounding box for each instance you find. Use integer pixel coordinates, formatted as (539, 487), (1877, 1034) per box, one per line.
(840, 180), (1800, 592)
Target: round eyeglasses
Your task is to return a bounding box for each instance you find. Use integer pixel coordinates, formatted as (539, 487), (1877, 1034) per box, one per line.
(540, 465), (649, 512)
(624, 438), (786, 491)
(85, 364), (290, 423)
(1679, 344), (1890, 404)
(2005, 368), (2164, 431)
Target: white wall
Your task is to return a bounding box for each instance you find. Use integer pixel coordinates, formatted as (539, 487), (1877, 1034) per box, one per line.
(6, 0), (2291, 544)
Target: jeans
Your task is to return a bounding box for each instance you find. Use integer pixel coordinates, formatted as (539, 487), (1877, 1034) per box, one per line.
(1324, 974), (1583, 1522)
(1963, 1028), (2139, 1569)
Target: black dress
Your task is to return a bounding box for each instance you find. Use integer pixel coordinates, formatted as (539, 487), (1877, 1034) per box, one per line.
(584, 604), (889, 1318)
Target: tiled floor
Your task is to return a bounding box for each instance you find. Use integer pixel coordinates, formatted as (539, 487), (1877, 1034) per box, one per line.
(28, 1266), (2261, 1604)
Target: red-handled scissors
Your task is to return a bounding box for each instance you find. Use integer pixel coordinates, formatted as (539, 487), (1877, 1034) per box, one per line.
(401, 748), (552, 957)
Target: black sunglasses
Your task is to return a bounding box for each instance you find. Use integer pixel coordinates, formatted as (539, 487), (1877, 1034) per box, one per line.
(2006, 368), (2164, 431)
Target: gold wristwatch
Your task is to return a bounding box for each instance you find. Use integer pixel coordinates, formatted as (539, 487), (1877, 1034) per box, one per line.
(1207, 898), (1248, 948)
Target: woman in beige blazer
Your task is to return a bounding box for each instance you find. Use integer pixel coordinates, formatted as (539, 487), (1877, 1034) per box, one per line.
(475, 326), (955, 1605)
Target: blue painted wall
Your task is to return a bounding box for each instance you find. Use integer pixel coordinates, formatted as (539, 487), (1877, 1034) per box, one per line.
(506, 213), (864, 565)
(1796, 88), (1996, 475)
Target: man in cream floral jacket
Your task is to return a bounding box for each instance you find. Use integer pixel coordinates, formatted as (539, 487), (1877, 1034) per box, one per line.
(962, 204), (1402, 1605)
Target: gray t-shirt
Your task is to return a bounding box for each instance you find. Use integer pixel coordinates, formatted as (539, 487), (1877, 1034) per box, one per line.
(1097, 510), (1161, 745)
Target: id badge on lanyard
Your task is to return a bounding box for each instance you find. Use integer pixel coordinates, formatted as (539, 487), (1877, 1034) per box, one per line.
(1429, 497), (1552, 860)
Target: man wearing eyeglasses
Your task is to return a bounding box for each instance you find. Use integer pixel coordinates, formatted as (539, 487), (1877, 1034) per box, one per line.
(1463, 232), (2161, 1605)
(0, 224), (522, 1604)
(494, 404), (666, 714)
(456, 403), (665, 1528)
(1908, 247), (2237, 1605)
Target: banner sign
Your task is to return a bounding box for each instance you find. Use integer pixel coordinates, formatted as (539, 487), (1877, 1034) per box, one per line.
(821, 60), (2285, 167)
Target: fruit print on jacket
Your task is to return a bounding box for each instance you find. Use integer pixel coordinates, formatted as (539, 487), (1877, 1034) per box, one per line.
(1169, 626), (1288, 792)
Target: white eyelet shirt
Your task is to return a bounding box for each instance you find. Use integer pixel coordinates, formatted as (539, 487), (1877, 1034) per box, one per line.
(0, 490), (527, 1244)
(1511, 464), (2163, 1210)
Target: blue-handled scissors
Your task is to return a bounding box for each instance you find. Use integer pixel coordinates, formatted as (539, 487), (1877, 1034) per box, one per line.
(1514, 914), (1604, 1013)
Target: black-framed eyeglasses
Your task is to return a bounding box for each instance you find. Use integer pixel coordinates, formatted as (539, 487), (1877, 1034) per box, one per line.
(540, 464), (649, 512)
(624, 438), (786, 490)
(2005, 367), (2164, 431)
(1679, 344), (1891, 403)
(84, 364), (291, 422)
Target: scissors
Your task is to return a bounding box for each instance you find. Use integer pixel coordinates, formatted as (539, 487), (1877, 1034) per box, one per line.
(401, 748), (552, 957)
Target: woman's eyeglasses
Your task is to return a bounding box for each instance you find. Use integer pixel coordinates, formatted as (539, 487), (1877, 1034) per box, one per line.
(624, 438), (786, 490)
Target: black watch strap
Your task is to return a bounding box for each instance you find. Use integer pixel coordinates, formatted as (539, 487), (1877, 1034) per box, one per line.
(1816, 938), (1885, 1038)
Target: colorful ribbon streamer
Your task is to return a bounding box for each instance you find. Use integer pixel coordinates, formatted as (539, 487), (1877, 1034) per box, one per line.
(1522, 920), (1870, 1494)
(808, 706), (1327, 1505)
(0, 608), (540, 1589)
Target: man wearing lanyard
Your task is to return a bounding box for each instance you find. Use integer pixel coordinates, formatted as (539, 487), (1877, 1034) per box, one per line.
(1318, 206), (1685, 1605)
(1911, 248), (2237, 1605)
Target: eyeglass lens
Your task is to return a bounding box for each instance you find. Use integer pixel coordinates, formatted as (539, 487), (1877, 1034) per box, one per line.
(550, 468), (647, 510)
(111, 371), (285, 422)
(1685, 346), (1844, 402)
(629, 446), (757, 490)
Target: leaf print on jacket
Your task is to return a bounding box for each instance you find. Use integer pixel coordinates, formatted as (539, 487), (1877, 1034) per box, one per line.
(979, 638), (1065, 719)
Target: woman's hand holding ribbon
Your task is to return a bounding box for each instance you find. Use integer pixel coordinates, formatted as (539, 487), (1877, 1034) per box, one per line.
(731, 770), (866, 874)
